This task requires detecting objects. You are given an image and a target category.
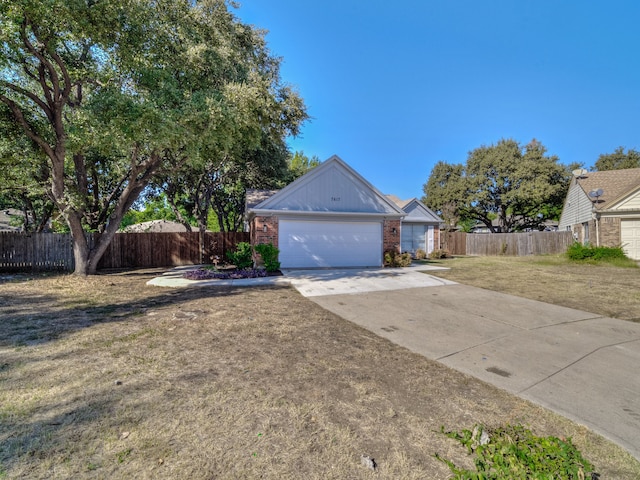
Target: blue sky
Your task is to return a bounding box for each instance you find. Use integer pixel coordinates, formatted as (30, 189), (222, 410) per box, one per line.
(235, 1), (640, 200)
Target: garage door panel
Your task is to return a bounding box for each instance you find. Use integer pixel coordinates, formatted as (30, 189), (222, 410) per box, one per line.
(621, 219), (640, 260)
(280, 220), (382, 268)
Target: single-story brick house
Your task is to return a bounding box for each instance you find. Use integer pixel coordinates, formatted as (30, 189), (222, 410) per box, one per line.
(558, 167), (640, 260)
(247, 155), (413, 268)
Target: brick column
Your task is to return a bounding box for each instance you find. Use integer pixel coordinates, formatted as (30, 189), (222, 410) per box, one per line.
(599, 216), (620, 247)
(383, 219), (401, 254)
(251, 216), (279, 248)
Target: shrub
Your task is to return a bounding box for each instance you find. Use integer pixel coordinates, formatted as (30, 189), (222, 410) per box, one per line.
(566, 242), (627, 262)
(226, 242), (253, 269)
(384, 251), (412, 267)
(436, 424), (596, 479)
(428, 249), (449, 259)
(254, 243), (280, 272)
(414, 248), (427, 260)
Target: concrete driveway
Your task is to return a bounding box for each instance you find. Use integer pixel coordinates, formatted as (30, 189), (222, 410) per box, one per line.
(285, 266), (640, 461)
(281, 264), (455, 296)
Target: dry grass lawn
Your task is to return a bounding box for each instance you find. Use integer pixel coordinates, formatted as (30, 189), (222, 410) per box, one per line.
(1, 261), (639, 479)
(427, 255), (640, 322)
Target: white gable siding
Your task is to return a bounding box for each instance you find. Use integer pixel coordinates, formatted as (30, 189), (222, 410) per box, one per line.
(402, 201), (441, 223)
(260, 162), (398, 214)
(611, 189), (640, 210)
(559, 182), (594, 229)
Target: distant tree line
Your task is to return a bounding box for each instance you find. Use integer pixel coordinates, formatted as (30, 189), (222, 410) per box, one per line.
(422, 139), (639, 234)
(593, 147), (640, 171)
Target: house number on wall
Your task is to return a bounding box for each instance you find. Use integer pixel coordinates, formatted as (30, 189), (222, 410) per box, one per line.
(331, 196), (341, 201)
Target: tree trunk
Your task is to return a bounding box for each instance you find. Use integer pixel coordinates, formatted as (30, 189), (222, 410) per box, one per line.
(66, 211), (92, 275)
(199, 223), (206, 264)
(68, 152), (163, 275)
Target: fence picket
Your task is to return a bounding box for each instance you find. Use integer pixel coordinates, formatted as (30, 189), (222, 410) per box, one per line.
(450, 231), (574, 256)
(0, 231), (250, 272)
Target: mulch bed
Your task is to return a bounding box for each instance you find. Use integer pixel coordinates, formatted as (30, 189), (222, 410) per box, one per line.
(183, 266), (282, 280)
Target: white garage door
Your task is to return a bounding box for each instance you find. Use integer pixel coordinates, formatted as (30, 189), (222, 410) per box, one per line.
(279, 220), (382, 268)
(621, 219), (640, 260)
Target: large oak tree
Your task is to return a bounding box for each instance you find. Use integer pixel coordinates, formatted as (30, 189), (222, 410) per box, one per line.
(423, 139), (569, 233)
(0, 0), (306, 274)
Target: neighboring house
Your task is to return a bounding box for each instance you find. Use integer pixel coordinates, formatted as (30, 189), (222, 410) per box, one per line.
(0, 209), (23, 232)
(469, 220), (501, 234)
(246, 155), (406, 268)
(558, 168), (640, 260)
(122, 220), (189, 233)
(387, 196), (442, 255)
(469, 219), (558, 234)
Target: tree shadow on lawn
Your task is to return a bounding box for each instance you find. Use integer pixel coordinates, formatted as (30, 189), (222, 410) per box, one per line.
(0, 271), (285, 349)
(2, 271), (640, 479)
(0, 374), (172, 477)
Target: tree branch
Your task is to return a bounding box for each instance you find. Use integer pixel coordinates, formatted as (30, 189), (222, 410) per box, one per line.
(0, 93), (56, 160)
(0, 80), (53, 121)
(20, 19), (62, 104)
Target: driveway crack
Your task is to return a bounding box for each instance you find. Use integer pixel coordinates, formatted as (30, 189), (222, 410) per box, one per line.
(518, 337), (640, 395)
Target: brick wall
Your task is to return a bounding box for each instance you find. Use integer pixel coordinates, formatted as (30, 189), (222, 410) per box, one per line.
(571, 217), (620, 247)
(571, 220), (593, 245)
(383, 219), (401, 254)
(251, 216), (279, 248)
(599, 216), (620, 247)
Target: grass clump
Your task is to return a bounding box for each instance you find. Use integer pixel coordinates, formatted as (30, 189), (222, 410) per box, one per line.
(436, 424), (597, 480)
(566, 243), (636, 267)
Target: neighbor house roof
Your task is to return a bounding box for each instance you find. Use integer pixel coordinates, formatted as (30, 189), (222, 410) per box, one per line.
(122, 220), (189, 233)
(0, 208), (22, 232)
(245, 189), (280, 210)
(386, 196), (442, 223)
(575, 168), (640, 210)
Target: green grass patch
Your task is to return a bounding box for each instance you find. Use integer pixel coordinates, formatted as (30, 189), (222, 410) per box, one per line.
(436, 424), (596, 479)
(116, 448), (132, 464)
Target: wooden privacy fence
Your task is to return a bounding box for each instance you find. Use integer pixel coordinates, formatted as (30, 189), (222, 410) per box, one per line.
(0, 231), (74, 271)
(442, 231), (467, 256)
(444, 231), (574, 256)
(0, 231), (249, 272)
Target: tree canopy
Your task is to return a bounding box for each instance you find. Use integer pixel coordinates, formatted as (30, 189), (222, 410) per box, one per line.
(281, 150), (321, 185)
(0, 0), (307, 274)
(0, 103), (55, 231)
(422, 139), (570, 233)
(594, 147), (640, 171)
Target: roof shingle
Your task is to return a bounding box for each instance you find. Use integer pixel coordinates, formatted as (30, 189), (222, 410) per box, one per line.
(575, 168), (640, 209)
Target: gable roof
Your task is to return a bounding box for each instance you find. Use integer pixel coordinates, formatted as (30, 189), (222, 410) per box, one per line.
(386, 196), (442, 223)
(575, 168), (640, 210)
(245, 189), (280, 210)
(122, 220), (189, 233)
(250, 155), (405, 217)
